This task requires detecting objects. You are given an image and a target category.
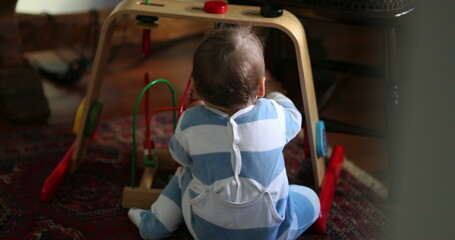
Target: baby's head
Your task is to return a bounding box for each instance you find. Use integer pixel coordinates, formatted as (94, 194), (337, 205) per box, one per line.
(192, 25), (265, 109)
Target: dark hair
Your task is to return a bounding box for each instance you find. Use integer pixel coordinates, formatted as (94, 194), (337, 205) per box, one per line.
(192, 26), (265, 109)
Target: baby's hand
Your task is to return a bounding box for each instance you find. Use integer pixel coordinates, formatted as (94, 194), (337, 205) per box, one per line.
(265, 70), (287, 96)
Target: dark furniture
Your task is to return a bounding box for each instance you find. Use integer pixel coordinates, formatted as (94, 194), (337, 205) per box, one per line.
(230, 0), (416, 201)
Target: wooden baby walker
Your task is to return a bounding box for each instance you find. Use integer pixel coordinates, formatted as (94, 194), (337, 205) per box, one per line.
(40, 0), (344, 233)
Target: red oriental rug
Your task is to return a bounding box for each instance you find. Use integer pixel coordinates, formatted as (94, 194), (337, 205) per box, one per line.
(0, 115), (388, 239)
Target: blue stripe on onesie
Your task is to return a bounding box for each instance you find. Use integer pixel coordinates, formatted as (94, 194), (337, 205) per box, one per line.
(134, 92), (320, 240)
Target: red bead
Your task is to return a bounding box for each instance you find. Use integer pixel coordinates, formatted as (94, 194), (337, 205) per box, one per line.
(142, 29), (151, 59)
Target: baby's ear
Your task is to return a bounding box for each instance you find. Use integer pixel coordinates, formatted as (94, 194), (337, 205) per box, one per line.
(256, 76), (266, 98)
(191, 78), (204, 98)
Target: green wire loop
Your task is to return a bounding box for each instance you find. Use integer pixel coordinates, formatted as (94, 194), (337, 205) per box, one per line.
(131, 78), (176, 188)
(146, 0), (151, 5)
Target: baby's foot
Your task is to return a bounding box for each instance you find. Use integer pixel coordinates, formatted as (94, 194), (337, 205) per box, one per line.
(128, 208), (145, 227)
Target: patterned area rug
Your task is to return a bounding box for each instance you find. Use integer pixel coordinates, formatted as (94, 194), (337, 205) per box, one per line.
(0, 115), (388, 239)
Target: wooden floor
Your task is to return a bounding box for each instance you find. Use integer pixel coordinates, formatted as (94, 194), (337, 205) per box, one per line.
(1, 20), (388, 187)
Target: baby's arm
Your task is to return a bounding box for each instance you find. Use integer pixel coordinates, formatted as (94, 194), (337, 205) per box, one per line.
(169, 114), (192, 167)
(264, 71), (302, 142)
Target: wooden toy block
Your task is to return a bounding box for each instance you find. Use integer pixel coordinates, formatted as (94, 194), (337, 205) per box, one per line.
(122, 148), (176, 209)
(122, 186), (162, 210)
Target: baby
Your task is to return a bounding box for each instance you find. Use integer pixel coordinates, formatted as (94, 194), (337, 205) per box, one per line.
(128, 26), (320, 240)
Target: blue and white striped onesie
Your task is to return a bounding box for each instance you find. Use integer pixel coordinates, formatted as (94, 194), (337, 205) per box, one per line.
(128, 92), (320, 240)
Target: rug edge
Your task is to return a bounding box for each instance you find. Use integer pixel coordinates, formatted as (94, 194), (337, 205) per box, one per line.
(343, 158), (388, 199)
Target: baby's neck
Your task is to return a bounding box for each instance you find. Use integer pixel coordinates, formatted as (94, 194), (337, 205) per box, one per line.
(207, 100), (255, 116)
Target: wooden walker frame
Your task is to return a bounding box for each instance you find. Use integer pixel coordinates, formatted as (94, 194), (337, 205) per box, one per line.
(40, 0), (344, 233)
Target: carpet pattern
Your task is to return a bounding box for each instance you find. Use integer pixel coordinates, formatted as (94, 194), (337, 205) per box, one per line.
(0, 115), (388, 239)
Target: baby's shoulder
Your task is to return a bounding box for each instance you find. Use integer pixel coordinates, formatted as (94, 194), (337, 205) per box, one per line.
(179, 106), (228, 130)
